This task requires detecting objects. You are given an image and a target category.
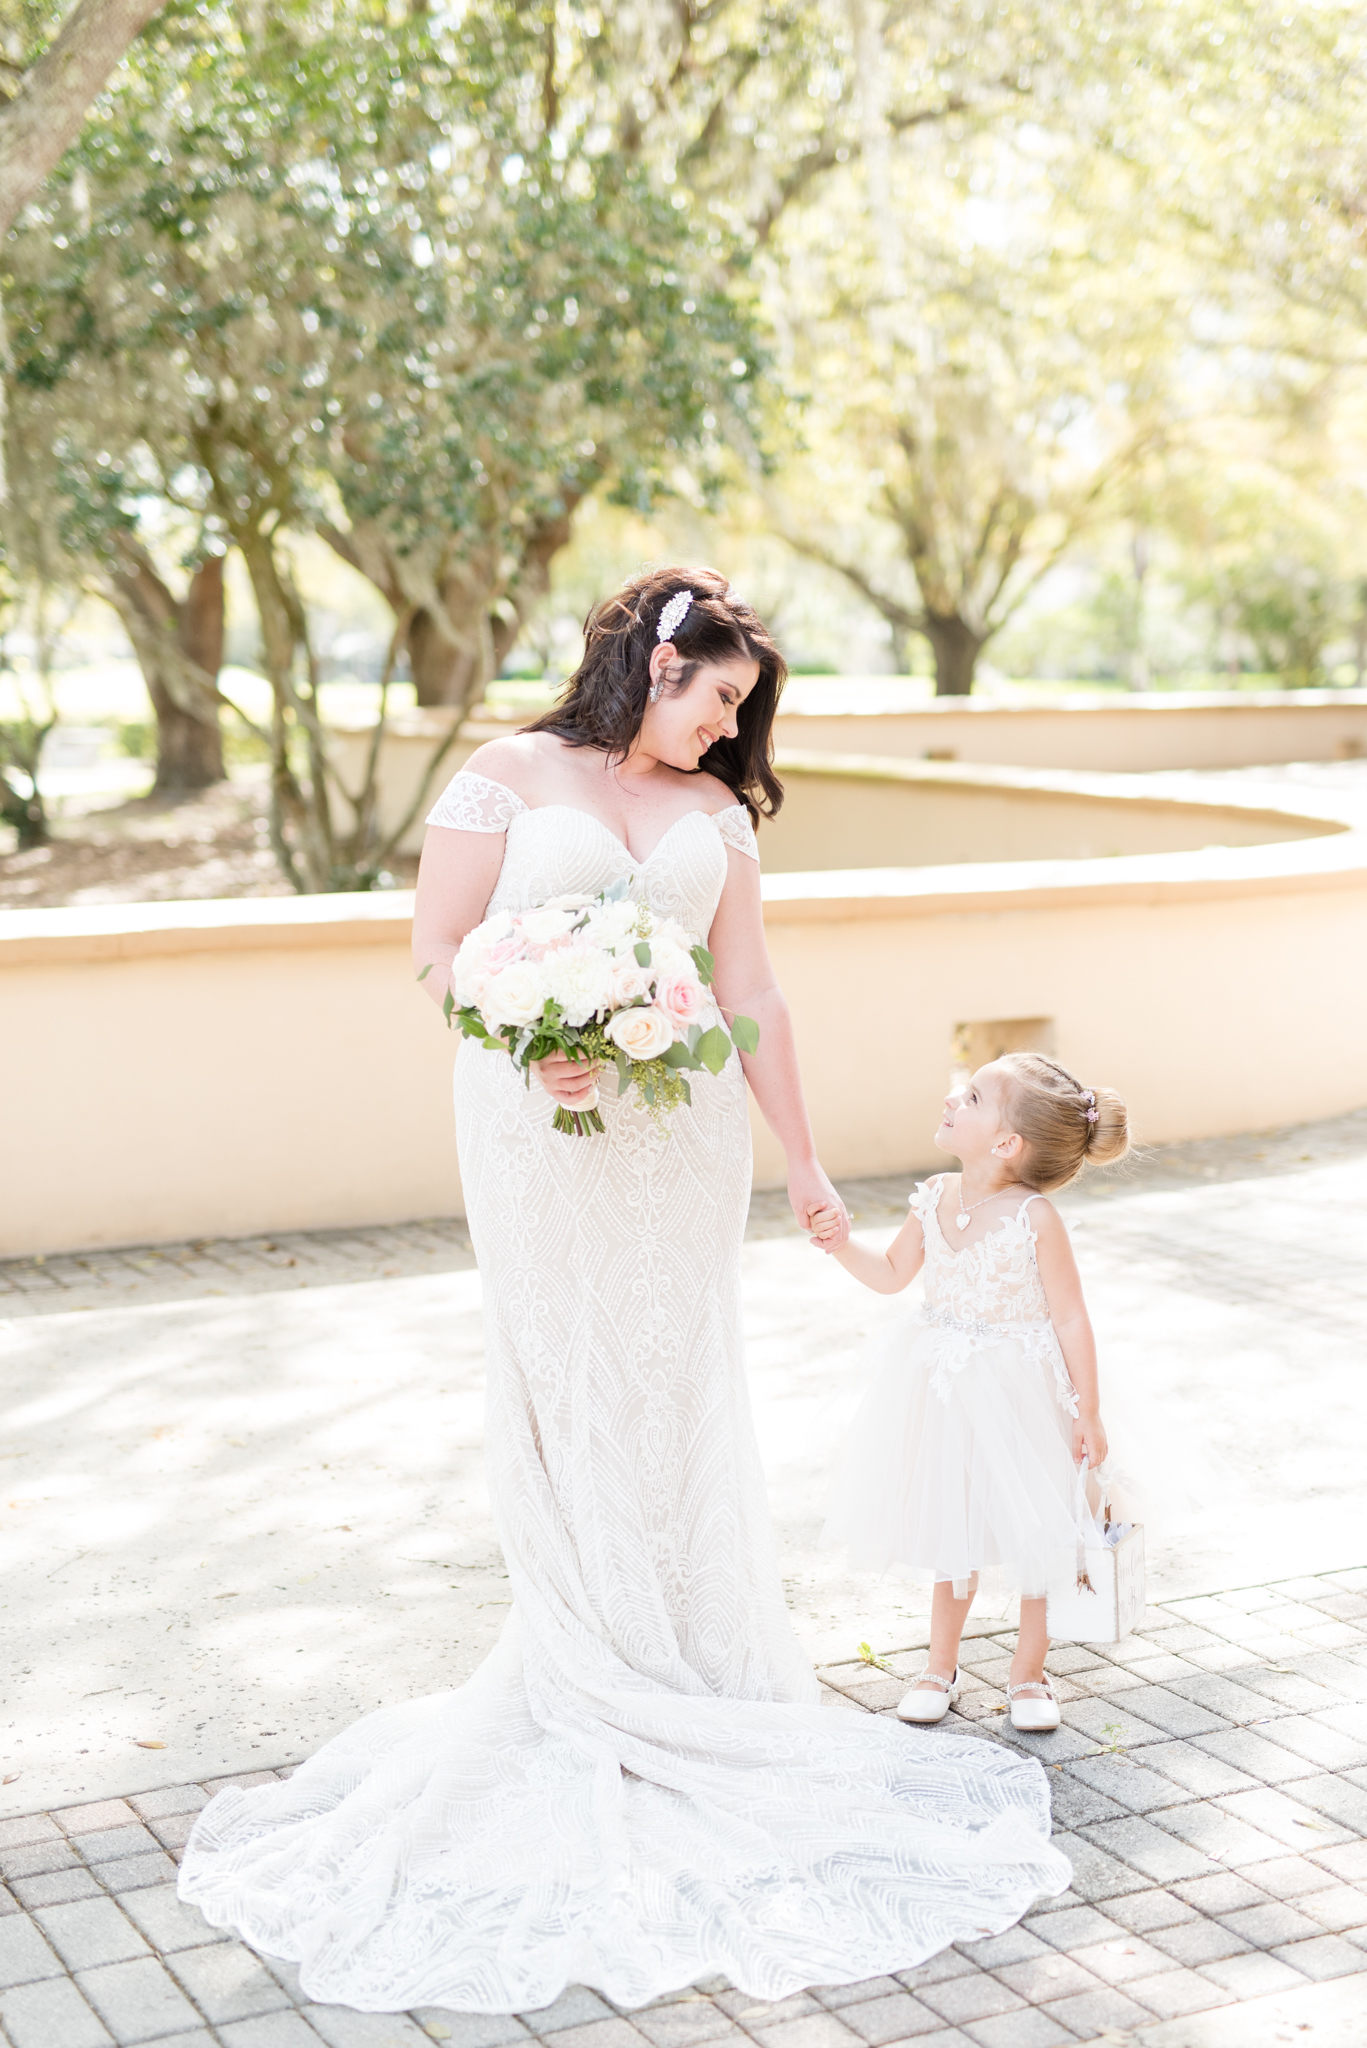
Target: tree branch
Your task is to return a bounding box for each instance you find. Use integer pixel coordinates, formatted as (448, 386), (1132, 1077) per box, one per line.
(0, 0), (165, 237)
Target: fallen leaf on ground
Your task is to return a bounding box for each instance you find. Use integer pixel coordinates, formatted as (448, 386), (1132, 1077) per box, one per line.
(2, 1772), (20, 1784)
(135, 1739), (167, 1749)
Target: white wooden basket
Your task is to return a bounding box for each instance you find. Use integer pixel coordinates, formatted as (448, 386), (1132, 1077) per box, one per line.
(1046, 1463), (1146, 1644)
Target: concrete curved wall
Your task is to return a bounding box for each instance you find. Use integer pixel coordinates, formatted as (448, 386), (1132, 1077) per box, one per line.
(4, 772), (1365, 1256)
(771, 688), (1367, 772)
(331, 711), (1355, 866)
(760, 754), (1340, 873)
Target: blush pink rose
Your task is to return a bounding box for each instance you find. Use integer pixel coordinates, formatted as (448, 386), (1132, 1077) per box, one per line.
(481, 935), (524, 972)
(654, 971), (705, 1030)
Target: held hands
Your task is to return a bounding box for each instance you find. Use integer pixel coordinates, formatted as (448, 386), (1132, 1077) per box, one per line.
(1073, 1412), (1109, 1471)
(807, 1203), (845, 1251)
(533, 1051), (601, 1109)
(790, 1155), (848, 1248)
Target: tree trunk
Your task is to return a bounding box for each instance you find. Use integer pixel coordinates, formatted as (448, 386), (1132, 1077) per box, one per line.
(923, 612), (986, 696)
(407, 598), (492, 708)
(143, 671), (224, 789)
(237, 528), (335, 892)
(322, 500), (579, 711)
(105, 545), (226, 790)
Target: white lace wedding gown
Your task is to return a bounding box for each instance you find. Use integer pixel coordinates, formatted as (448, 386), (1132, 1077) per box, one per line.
(176, 771), (1070, 2014)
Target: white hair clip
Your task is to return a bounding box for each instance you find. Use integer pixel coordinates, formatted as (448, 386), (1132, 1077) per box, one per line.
(656, 590), (693, 643)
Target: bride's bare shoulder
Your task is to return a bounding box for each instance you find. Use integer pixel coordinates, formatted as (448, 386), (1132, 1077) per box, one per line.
(689, 769), (745, 816)
(462, 732), (567, 800)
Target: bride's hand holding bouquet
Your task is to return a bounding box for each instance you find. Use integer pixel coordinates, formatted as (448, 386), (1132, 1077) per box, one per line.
(423, 879), (759, 1136)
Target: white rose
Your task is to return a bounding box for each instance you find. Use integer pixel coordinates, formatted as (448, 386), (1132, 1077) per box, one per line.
(607, 959), (653, 1009)
(481, 959), (548, 1030)
(517, 904), (578, 947)
(585, 899), (640, 947)
(648, 938), (693, 981)
(462, 911), (515, 958)
(543, 944), (614, 1027)
(606, 1005), (674, 1061)
(451, 954), (484, 1009)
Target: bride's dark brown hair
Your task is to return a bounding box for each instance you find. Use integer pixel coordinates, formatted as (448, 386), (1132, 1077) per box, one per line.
(521, 565), (787, 823)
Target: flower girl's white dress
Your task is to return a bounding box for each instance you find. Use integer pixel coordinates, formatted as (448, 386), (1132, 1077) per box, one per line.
(177, 777), (1069, 2014)
(826, 1176), (1087, 1595)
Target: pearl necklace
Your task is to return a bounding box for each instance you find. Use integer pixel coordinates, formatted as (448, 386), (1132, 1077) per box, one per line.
(953, 1176), (1029, 1230)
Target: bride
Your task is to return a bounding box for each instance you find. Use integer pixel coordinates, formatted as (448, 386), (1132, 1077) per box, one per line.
(177, 567), (1069, 2013)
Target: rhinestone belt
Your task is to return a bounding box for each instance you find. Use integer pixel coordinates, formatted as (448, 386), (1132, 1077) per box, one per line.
(919, 1306), (1055, 1343)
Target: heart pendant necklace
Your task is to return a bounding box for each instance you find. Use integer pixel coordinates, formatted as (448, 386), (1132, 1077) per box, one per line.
(954, 1175), (1027, 1230)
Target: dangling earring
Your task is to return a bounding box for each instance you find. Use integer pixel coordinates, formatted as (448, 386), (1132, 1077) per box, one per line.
(648, 678), (662, 704)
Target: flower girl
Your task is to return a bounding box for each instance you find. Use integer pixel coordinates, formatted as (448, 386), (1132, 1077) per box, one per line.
(810, 1053), (1129, 1734)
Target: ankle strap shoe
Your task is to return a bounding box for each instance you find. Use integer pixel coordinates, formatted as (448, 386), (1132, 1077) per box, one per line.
(896, 1666), (960, 1725)
(1006, 1680), (1060, 1732)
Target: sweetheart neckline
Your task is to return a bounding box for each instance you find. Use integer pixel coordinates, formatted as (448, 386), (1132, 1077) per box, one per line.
(509, 799), (739, 868)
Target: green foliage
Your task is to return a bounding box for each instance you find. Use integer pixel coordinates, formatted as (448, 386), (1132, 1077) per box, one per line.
(116, 717), (152, 759)
(4, 0), (766, 886)
(10, 0), (759, 575)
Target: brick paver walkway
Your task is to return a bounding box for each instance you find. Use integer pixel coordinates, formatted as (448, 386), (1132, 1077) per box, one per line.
(6, 1107), (1367, 2044)
(5, 1106), (1365, 1316)
(3, 1566), (1366, 2048)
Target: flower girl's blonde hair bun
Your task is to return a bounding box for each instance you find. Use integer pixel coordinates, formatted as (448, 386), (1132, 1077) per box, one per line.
(997, 1053), (1130, 1191)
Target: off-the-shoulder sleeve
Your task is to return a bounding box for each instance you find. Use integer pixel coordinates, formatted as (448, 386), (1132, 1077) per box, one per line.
(426, 769), (529, 833)
(714, 805), (759, 861)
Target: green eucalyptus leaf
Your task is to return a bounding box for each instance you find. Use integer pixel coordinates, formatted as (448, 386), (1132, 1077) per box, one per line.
(694, 1025), (732, 1076)
(690, 944), (715, 986)
(730, 1014), (760, 1055)
(634, 941), (652, 968)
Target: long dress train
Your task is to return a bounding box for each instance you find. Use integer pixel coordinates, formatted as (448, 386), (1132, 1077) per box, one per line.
(176, 772), (1070, 2013)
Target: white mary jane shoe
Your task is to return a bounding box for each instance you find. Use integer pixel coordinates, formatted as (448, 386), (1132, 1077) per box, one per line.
(896, 1667), (959, 1724)
(1006, 1680), (1060, 1732)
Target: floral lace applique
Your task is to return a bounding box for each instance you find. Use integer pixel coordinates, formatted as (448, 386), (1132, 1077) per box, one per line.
(910, 1176), (1078, 1413)
(714, 806), (760, 861)
(426, 769), (529, 833)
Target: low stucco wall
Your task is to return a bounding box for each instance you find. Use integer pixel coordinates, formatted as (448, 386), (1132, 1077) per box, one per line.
(331, 713), (1351, 865)
(772, 689), (1367, 772)
(4, 782), (1366, 1257)
(760, 755), (1339, 872)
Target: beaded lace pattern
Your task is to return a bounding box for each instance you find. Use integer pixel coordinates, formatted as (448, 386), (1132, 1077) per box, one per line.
(177, 773), (1070, 2013)
(912, 1176), (1079, 1415)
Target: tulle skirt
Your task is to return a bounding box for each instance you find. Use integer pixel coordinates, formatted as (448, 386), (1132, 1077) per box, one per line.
(823, 1310), (1086, 1598)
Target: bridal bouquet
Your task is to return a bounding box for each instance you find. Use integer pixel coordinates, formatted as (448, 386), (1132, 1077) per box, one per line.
(425, 881), (759, 1136)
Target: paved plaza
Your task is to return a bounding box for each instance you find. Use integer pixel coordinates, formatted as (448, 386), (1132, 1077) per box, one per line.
(3, 1109), (1366, 2045)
